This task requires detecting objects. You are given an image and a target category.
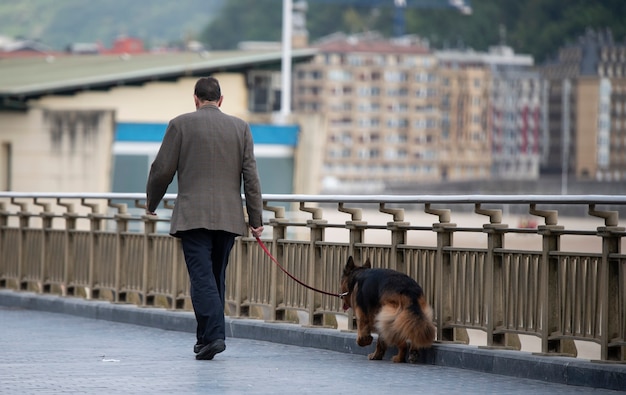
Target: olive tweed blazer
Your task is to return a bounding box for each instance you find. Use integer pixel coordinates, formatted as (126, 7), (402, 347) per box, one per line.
(146, 104), (264, 236)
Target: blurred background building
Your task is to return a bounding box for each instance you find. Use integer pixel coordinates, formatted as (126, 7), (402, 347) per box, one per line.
(541, 28), (626, 185)
(293, 32), (439, 193)
(293, 33), (542, 193)
(436, 45), (542, 182)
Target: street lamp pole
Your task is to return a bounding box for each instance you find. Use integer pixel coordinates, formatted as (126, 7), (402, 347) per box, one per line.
(279, 0), (293, 125)
(561, 78), (571, 195)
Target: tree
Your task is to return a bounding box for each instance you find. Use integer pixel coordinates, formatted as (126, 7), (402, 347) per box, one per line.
(199, 0), (626, 63)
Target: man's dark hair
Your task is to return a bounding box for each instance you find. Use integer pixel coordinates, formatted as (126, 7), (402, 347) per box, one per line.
(194, 77), (221, 102)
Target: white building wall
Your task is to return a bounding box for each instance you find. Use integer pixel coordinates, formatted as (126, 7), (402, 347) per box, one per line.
(0, 73), (249, 193)
(32, 73), (249, 122)
(1, 108), (114, 192)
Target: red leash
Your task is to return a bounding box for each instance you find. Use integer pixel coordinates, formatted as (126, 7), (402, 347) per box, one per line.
(255, 237), (346, 298)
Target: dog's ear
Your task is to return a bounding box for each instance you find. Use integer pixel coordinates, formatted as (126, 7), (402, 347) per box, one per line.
(363, 258), (371, 268)
(344, 256), (356, 274)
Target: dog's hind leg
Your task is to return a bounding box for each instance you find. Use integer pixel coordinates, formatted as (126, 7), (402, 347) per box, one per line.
(368, 337), (387, 360)
(407, 349), (420, 364)
(391, 340), (408, 363)
(355, 308), (374, 347)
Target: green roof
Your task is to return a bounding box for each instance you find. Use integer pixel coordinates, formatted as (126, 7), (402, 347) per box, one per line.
(0, 48), (317, 109)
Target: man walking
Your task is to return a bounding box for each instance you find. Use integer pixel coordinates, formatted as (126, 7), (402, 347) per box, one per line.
(146, 76), (264, 360)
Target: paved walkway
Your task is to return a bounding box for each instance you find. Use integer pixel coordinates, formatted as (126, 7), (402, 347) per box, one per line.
(1, 290), (625, 394)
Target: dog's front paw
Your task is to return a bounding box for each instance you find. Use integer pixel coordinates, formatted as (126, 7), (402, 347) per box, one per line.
(391, 354), (406, 363)
(357, 335), (373, 346)
(368, 351), (384, 360)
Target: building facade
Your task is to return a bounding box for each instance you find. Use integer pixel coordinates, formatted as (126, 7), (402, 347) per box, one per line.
(294, 33), (440, 193)
(541, 28), (626, 182)
(293, 34), (541, 192)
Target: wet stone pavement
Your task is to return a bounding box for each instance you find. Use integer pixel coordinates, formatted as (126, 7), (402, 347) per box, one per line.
(1, 306), (624, 395)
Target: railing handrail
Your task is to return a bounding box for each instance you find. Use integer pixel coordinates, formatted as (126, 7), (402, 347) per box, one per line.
(1, 192), (626, 205)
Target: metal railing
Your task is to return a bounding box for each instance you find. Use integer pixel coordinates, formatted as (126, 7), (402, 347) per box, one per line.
(1, 192), (625, 363)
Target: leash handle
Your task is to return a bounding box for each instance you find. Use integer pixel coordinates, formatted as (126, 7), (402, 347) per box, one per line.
(255, 237), (342, 298)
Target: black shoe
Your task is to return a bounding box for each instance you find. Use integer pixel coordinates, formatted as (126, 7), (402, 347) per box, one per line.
(195, 339), (226, 360)
(194, 343), (204, 354)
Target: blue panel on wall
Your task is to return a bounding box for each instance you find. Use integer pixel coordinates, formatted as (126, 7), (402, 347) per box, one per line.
(116, 122), (166, 142)
(250, 124), (299, 146)
(116, 122), (299, 146)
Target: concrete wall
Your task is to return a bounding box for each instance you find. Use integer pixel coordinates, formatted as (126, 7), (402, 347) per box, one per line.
(0, 108), (114, 192)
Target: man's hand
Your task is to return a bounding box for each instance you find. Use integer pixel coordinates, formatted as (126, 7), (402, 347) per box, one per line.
(250, 226), (264, 238)
(146, 210), (157, 216)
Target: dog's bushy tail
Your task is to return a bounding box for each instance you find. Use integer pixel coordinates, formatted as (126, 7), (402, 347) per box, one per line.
(376, 295), (436, 349)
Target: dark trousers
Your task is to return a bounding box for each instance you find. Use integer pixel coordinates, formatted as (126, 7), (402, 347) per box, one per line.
(180, 229), (236, 345)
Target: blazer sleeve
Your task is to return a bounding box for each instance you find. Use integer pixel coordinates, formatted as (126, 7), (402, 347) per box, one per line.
(241, 123), (264, 228)
(146, 121), (181, 212)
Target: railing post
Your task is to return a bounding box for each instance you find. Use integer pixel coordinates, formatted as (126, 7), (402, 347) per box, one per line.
(380, 203), (409, 272)
(12, 198), (30, 291)
(158, 199), (181, 309)
(83, 199), (104, 300)
(475, 204), (517, 349)
(0, 202), (7, 288)
(531, 204), (576, 357)
(106, 201), (132, 304)
(33, 199), (53, 294)
(338, 203), (366, 263)
(338, 203), (366, 331)
(300, 202), (327, 326)
(58, 199), (77, 297)
(264, 201), (288, 322)
(589, 204), (625, 361)
(425, 203), (456, 342)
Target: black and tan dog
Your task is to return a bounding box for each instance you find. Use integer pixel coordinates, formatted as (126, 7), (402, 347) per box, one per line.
(340, 256), (436, 363)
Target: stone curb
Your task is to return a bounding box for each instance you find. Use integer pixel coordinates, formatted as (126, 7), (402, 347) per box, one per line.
(1, 289), (624, 391)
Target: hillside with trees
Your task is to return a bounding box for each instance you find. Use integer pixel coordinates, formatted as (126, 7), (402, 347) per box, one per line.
(1, 0), (625, 62)
(0, 0), (224, 50)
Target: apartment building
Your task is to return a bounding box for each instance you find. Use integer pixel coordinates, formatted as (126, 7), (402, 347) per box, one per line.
(436, 55), (492, 181)
(294, 33), (440, 193)
(437, 46), (542, 181)
(541, 28), (626, 182)
(293, 33), (540, 192)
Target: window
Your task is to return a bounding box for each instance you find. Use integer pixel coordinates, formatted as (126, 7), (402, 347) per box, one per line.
(328, 70), (353, 81)
(384, 71), (408, 82)
(358, 87), (380, 97)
